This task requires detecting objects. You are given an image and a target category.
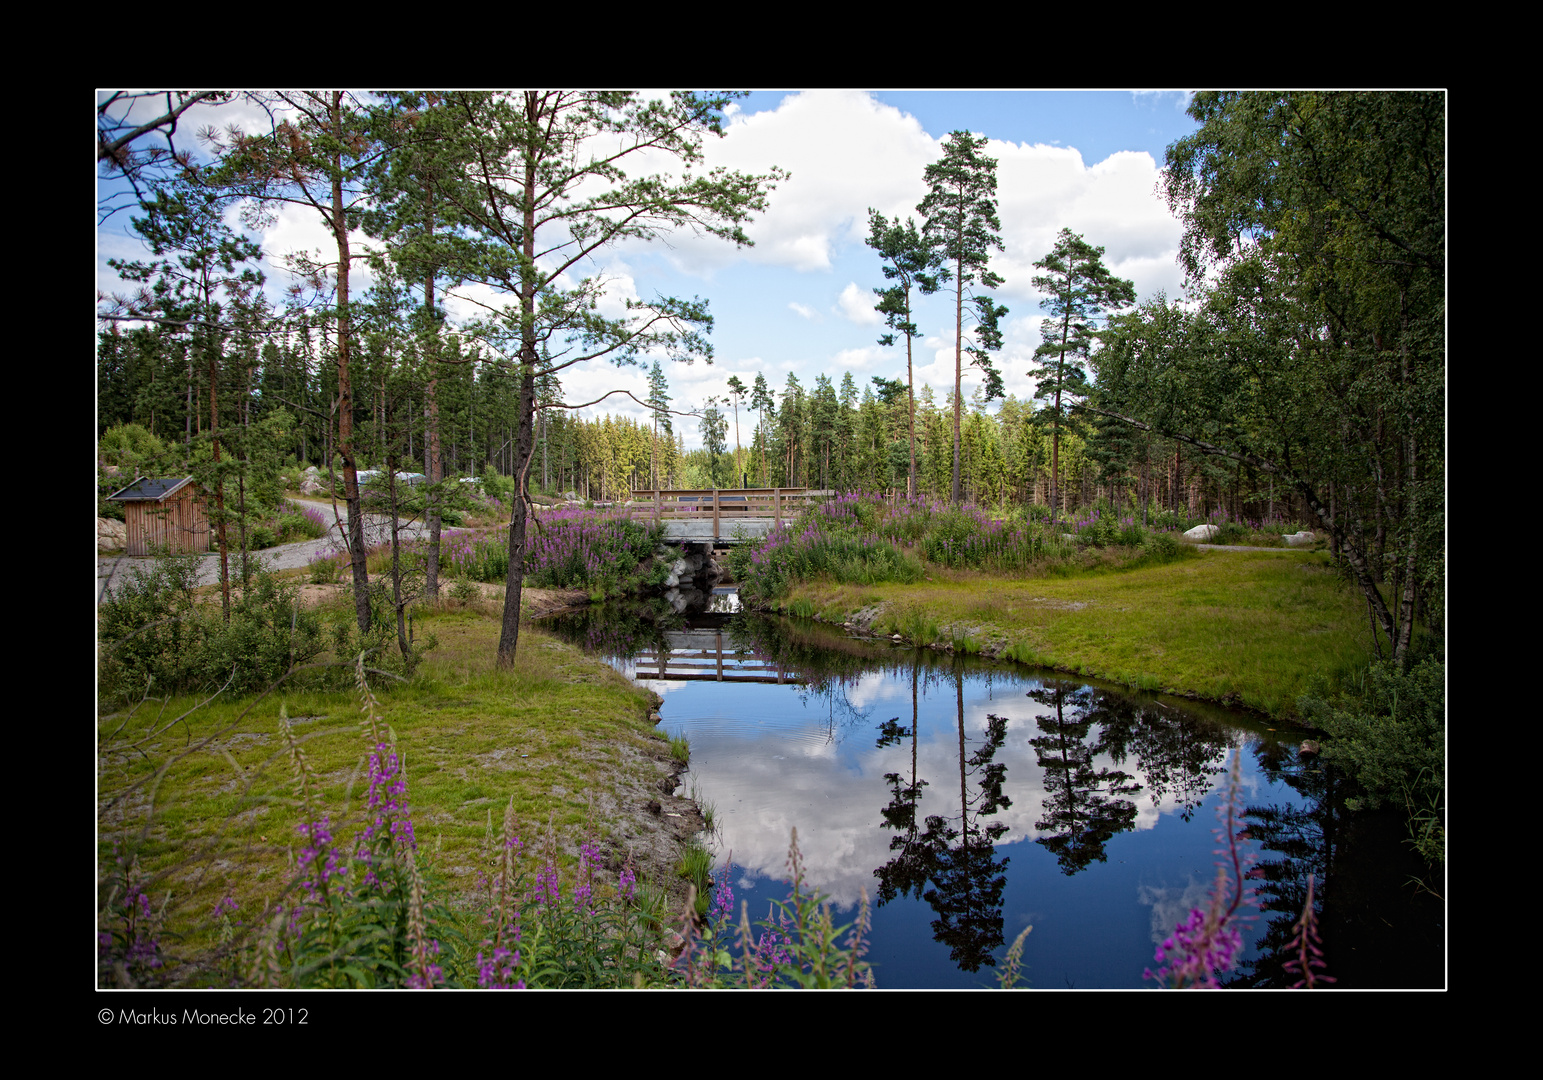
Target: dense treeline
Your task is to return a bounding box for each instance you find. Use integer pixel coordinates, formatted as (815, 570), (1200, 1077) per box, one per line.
(101, 318), (1285, 526)
(98, 319), (538, 484)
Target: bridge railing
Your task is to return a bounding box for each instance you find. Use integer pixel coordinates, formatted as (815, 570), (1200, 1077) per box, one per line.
(623, 488), (830, 532)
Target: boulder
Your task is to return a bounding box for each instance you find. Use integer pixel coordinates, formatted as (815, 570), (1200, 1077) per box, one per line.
(1184, 523), (1220, 541)
(1283, 530), (1316, 547)
(299, 477), (324, 494)
(98, 517), (127, 553)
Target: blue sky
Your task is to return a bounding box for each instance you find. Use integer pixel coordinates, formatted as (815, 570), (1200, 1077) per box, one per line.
(97, 90), (1203, 450)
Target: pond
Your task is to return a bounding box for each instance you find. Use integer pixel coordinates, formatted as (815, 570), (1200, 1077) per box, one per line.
(541, 597), (1443, 989)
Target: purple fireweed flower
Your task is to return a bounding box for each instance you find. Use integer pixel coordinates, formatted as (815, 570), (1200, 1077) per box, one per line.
(1144, 751), (1257, 989)
(355, 743), (417, 888)
(477, 945), (524, 989)
(296, 815), (346, 900)
(532, 864), (561, 908)
(709, 862), (736, 926)
(574, 842), (602, 914)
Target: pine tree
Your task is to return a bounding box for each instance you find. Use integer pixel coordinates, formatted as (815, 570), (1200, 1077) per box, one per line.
(210, 91), (384, 633)
(918, 131), (1009, 504)
(1028, 229), (1135, 524)
(726, 375), (747, 487)
(867, 210), (946, 498)
(413, 92), (783, 665)
(647, 360), (672, 491)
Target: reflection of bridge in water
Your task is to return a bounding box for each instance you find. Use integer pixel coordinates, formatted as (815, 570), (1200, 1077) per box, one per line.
(626, 615), (804, 685)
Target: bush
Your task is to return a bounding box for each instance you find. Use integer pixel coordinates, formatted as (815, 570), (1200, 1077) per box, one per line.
(308, 548), (345, 584)
(1299, 658), (1445, 864)
(1213, 521), (1249, 545)
(98, 554), (326, 703)
(244, 523), (279, 551)
(99, 423), (168, 469)
(326, 582), (436, 679)
(97, 553), (205, 700)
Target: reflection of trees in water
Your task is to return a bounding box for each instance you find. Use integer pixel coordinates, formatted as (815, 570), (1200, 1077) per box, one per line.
(873, 666), (943, 907)
(874, 667), (1012, 973)
(1226, 741), (1439, 989)
(539, 600), (679, 663)
(1092, 693), (1230, 822)
(1027, 682), (1142, 875)
(1224, 741), (1342, 988)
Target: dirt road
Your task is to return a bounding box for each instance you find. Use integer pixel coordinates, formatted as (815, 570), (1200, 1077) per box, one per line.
(96, 498), (440, 603)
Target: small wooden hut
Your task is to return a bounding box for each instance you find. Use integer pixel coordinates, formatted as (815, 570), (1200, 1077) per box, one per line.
(105, 476), (210, 556)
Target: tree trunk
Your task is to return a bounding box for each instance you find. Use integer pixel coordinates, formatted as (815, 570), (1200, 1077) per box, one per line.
(326, 93), (370, 635)
(952, 250), (963, 505)
(498, 101), (541, 668)
(209, 342), (231, 623)
(424, 264), (442, 602)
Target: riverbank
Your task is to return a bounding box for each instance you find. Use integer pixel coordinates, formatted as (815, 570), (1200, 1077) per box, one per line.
(750, 548), (1371, 720)
(96, 592), (704, 984)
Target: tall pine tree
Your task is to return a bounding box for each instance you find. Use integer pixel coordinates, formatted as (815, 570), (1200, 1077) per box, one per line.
(866, 210), (945, 498)
(918, 131), (1008, 504)
(1028, 229), (1135, 523)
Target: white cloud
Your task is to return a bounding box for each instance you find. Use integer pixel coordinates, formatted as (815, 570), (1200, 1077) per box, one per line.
(625, 90), (939, 275)
(788, 301), (820, 321)
(828, 345), (889, 373)
(992, 143), (1183, 308)
(837, 282), (881, 325)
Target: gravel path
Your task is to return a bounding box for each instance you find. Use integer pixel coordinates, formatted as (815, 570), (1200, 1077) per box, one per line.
(96, 498), (438, 603)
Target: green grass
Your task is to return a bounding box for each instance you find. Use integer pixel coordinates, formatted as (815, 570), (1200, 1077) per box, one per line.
(676, 837), (714, 915)
(96, 591), (675, 977)
(776, 549), (1371, 718)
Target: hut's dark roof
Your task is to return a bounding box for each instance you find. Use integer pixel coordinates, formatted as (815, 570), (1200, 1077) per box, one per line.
(106, 476), (195, 502)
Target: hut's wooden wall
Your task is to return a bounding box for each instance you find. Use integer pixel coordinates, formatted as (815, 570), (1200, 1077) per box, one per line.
(124, 487), (208, 556)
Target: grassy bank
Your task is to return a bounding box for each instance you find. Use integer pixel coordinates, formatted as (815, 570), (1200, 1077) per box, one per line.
(761, 548), (1371, 719)
(97, 591), (699, 985)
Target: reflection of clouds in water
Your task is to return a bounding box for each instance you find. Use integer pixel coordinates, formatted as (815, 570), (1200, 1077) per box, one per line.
(1138, 877), (1212, 949)
(842, 671), (914, 710)
(678, 671), (1236, 909)
(637, 678), (692, 696)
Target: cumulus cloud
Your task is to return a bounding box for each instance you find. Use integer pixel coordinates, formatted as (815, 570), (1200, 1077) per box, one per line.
(837, 282), (881, 325)
(992, 143), (1183, 308)
(788, 301), (820, 321)
(625, 90), (938, 275)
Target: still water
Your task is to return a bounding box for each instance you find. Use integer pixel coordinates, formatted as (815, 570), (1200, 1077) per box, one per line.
(543, 600), (1442, 989)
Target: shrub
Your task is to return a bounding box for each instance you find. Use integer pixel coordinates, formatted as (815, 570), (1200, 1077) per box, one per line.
(99, 423), (168, 469)
(1213, 521), (1249, 545)
(244, 523), (279, 551)
(308, 547), (345, 584)
(1117, 519), (1147, 547)
(1299, 658), (1445, 864)
(97, 554), (206, 701)
(195, 570), (327, 696)
(98, 554), (325, 703)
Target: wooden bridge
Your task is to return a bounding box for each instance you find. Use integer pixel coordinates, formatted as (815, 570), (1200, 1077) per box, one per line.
(622, 488), (829, 545)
